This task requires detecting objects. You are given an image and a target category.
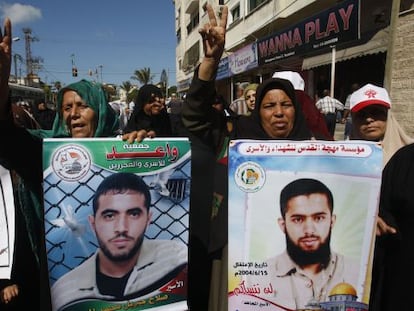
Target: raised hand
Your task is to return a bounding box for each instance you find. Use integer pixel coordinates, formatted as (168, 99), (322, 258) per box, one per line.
(198, 4), (228, 81)
(0, 18), (12, 118)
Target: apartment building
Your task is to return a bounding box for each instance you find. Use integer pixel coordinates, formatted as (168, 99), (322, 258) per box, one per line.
(174, 0), (414, 135)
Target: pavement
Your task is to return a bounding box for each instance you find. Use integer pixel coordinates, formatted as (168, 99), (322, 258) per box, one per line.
(334, 121), (346, 141)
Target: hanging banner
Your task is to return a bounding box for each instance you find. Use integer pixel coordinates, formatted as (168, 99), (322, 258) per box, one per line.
(43, 137), (190, 311)
(228, 140), (381, 311)
(0, 165), (15, 279)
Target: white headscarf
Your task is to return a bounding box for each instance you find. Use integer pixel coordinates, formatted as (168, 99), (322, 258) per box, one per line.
(382, 111), (414, 166)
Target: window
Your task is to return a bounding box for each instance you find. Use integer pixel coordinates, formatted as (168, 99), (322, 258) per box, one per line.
(182, 41), (200, 71)
(186, 12), (199, 34)
(249, 0), (267, 12)
(176, 28), (181, 43)
(231, 5), (240, 23)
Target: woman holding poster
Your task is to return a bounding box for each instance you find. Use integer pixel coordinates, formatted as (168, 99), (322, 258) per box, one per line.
(181, 4), (315, 310)
(0, 17), (161, 311)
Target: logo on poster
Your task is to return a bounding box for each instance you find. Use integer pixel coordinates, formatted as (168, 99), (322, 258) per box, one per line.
(51, 145), (91, 181)
(235, 161), (265, 192)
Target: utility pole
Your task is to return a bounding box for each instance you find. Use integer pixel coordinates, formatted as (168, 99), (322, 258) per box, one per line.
(12, 36), (21, 83)
(99, 65), (103, 83)
(71, 54), (78, 77)
(13, 53), (23, 82)
(166, 69), (169, 98)
(22, 28), (38, 83)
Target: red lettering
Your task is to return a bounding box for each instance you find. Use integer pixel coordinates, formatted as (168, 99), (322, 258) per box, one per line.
(315, 19), (325, 39)
(258, 40), (269, 58)
(339, 4), (354, 30)
(305, 21), (315, 43)
(281, 32), (292, 50)
(292, 28), (303, 47)
(326, 12), (340, 35)
(268, 37), (276, 54)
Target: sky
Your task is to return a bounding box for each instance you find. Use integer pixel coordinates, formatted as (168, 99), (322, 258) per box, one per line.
(0, 1), (177, 88)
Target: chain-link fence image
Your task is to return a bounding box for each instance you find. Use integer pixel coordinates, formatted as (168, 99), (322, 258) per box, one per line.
(43, 139), (191, 286)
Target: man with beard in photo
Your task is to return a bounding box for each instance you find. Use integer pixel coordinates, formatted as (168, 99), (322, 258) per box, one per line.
(249, 178), (360, 310)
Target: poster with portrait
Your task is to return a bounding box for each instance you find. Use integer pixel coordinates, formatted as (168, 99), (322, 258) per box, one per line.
(228, 140), (382, 311)
(43, 137), (190, 311)
(0, 165), (15, 279)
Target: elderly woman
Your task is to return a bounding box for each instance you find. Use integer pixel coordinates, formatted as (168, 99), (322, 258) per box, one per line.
(181, 5), (313, 311)
(1, 18), (153, 310)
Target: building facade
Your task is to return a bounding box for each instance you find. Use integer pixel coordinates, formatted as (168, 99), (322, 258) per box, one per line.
(174, 0), (414, 135)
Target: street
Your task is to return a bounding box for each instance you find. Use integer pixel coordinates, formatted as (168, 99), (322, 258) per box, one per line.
(334, 121), (346, 141)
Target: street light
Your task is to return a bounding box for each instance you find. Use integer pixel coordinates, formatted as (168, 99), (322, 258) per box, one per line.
(12, 37), (21, 82)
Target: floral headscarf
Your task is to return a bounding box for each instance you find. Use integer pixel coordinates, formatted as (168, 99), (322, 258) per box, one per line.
(30, 79), (119, 138)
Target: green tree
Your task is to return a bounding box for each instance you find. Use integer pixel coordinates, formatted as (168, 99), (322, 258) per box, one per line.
(131, 67), (154, 85)
(120, 81), (133, 93)
(120, 81), (137, 103)
(168, 85), (177, 96)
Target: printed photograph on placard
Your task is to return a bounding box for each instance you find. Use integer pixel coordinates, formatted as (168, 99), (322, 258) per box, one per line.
(43, 137), (190, 311)
(228, 140), (382, 311)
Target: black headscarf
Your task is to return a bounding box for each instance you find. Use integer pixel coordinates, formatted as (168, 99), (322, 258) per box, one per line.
(133, 84), (163, 112)
(124, 84), (172, 136)
(234, 77), (312, 140)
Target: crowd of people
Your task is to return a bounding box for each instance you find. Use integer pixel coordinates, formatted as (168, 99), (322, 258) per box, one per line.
(1, 3), (414, 310)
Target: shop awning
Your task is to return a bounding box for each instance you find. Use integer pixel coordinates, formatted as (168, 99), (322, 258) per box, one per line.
(302, 27), (389, 70)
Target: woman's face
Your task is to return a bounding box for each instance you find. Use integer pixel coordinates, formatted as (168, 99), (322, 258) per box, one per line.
(352, 105), (388, 141)
(143, 96), (164, 116)
(61, 90), (97, 138)
(245, 89), (256, 111)
(259, 89), (295, 138)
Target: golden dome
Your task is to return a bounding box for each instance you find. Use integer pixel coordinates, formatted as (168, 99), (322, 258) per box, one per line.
(329, 282), (357, 296)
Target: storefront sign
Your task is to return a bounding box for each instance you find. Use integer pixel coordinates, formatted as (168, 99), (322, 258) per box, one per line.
(229, 42), (258, 75)
(217, 56), (230, 81)
(258, 0), (360, 65)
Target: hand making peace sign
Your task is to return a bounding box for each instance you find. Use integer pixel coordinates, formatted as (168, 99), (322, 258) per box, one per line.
(198, 4), (228, 81)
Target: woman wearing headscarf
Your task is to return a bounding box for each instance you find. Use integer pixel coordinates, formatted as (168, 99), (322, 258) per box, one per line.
(181, 5), (313, 311)
(124, 84), (173, 137)
(0, 78), (121, 311)
(243, 83), (258, 116)
(349, 85), (414, 310)
(349, 83), (413, 166)
(0, 17), (158, 310)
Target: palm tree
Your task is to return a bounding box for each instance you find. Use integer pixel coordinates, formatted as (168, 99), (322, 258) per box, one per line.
(120, 81), (132, 92)
(131, 67), (154, 85)
(120, 81), (136, 103)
